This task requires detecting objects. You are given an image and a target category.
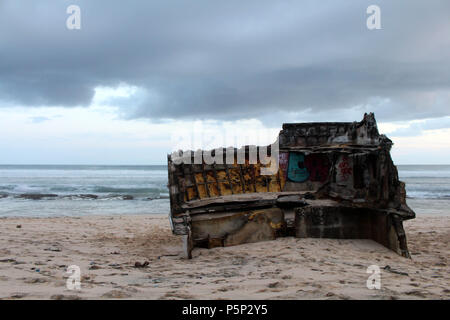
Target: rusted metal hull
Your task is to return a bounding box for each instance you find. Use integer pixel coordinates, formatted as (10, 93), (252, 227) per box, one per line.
(167, 113), (415, 258)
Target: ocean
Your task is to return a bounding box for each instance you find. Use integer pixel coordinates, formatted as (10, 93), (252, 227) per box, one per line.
(0, 165), (448, 217)
(0, 165), (169, 217)
(397, 165), (450, 216)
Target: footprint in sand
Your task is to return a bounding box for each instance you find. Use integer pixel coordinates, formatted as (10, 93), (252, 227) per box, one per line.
(23, 277), (49, 284)
(161, 291), (194, 299)
(8, 293), (28, 299)
(50, 294), (82, 300)
(101, 290), (132, 299)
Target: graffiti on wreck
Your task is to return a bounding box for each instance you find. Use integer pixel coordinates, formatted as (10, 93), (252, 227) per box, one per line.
(338, 155), (353, 181)
(287, 153), (309, 182)
(305, 154), (330, 182)
(286, 153), (330, 183)
(279, 152), (289, 180)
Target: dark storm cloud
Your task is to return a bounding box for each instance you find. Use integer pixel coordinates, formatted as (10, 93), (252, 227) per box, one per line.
(0, 0), (449, 123)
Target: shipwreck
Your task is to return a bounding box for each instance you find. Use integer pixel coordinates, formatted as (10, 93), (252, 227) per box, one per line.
(167, 113), (415, 258)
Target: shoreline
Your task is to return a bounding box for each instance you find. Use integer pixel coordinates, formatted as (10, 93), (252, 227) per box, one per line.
(0, 214), (448, 299)
(1, 198), (449, 218)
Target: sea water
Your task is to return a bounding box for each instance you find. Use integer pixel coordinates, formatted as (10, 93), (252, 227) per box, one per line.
(397, 165), (450, 216)
(0, 165), (448, 217)
(0, 165), (169, 217)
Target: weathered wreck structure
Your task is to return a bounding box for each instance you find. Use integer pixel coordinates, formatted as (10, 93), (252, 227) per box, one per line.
(168, 113), (415, 258)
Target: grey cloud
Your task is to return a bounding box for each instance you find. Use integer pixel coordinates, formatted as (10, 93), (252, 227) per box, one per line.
(389, 117), (450, 137)
(0, 0), (449, 124)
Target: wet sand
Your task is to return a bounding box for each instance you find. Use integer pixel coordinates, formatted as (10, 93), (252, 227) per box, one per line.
(0, 214), (448, 299)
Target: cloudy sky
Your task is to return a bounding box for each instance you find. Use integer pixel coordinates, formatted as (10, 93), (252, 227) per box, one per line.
(0, 0), (449, 164)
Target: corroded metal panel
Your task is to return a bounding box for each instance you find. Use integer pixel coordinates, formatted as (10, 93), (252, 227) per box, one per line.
(294, 205), (409, 258)
(170, 157), (286, 205)
(190, 208), (285, 248)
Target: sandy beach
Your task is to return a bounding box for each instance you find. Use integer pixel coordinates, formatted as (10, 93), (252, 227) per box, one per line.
(0, 214), (448, 300)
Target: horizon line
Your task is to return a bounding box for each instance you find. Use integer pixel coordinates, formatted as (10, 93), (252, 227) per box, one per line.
(0, 163), (450, 166)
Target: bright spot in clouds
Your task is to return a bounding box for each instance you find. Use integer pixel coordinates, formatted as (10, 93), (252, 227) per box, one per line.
(1, 101), (449, 164)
